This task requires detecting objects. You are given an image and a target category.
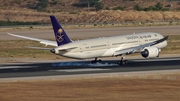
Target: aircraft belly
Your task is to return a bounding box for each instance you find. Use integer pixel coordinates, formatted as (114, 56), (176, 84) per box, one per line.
(62, 49), (107, 59)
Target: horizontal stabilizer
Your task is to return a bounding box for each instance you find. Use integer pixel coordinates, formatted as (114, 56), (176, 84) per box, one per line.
(7, 33), (57, 46)
(24, 46), (53, 50)
(7, 33), (41, 41)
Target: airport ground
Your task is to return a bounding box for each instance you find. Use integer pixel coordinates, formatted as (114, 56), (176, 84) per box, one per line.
(0, 58), (180, 101)
(0, 25), (180, 101)
(0, 75), (180, 101)
(0, 25), (180, 63)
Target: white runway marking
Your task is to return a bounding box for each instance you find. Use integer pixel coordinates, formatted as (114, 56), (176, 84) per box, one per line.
(88, 63), (118, 67)
(134, 57), (180, 62)
(0, 66), (36, 69)
(51, 62), (118, 67)
(1, 69), (180, 82)
(50, 68), (110, 72)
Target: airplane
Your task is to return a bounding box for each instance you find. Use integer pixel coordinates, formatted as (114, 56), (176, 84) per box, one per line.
(7, 15), (168, 65)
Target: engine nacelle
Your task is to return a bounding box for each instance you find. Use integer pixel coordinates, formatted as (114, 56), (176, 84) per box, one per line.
(141, 46), (159, 58)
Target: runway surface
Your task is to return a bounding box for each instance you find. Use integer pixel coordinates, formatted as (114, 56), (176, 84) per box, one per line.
(0, 26), (180, 80)
(0, 57), (180, 79)
(0, 25), (180, 40)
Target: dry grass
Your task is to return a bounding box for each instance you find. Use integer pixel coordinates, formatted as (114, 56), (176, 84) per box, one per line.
(162, 35), (180, 54)
(0, 76), (180, 101)
(1, 9), (180, 24)
(0, 40), (65, 59)
(1, 0), (180, 27)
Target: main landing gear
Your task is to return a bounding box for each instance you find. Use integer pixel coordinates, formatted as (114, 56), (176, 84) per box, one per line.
(118, 57), (128, 65)
(91, 57), (128, 65)
(91, 57), (102, 64)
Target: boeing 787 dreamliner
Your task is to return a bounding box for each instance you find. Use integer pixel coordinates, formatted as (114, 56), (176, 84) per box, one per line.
(7, 16), (168, 65)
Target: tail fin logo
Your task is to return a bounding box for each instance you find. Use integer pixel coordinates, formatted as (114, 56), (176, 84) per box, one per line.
(56, 28), (64, 42)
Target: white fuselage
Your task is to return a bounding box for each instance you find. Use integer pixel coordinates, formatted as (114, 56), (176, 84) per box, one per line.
(54, 32), (167, 59)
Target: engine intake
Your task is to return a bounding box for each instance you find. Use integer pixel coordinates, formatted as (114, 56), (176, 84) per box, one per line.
(141, 46), (159, 58)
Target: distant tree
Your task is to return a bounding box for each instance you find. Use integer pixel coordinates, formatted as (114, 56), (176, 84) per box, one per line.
(155, 2), (163, 10)
(105, 7), (110, 10)
(143, 6), (156, 11)
(72, 0), (88, 8)
(148, 6), (156, 11)
(112, 6), (124, 11)
(95, 1), (104, 10)
(89, 0), (104, 10)
(51, 0), (58, 5)
(134, 5), (142, 11)
(89, 0), (99, 6)
(36, 0), (48, 11)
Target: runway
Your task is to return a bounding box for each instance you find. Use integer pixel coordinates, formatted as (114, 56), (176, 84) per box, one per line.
(0, 25), (180, 80)
(0, 57), (180, 79)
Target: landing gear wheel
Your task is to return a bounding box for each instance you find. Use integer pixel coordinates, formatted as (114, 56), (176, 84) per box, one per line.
(118, 60), (128, 65)
(98, 59), (102, 63)
(91, 60), (96, 64)
(124, 60), (128, 64)
(91, 58), (102, 64)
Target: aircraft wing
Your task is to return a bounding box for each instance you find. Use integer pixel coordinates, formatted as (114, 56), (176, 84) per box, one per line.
(113, 35), (168, 56)
(7, 33), (57, 47)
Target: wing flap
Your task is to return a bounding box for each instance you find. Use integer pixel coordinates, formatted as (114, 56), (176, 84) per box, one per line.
(114, 48), (134, 56)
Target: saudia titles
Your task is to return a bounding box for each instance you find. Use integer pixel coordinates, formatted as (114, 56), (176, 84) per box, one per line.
(126, 34), (157, 40)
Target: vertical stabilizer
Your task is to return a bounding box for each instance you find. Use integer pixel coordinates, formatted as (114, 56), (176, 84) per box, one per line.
(50, 16), (72, 46)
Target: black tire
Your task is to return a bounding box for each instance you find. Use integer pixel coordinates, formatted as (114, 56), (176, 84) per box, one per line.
(91, 60), (95, 64)
(122, 61), (126, 65)
(118, 60), (128, 65)
(125, 60), (128, 64)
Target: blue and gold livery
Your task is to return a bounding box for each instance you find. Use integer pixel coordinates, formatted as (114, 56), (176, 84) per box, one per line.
(50, 16), (72, 46)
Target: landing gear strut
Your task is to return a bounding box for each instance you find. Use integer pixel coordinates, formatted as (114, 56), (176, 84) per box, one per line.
(118, 57), (128, 65)
(91, 57), (102, 64)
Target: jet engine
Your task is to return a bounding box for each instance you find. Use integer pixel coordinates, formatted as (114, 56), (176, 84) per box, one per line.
(141, 46), (159, 58)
